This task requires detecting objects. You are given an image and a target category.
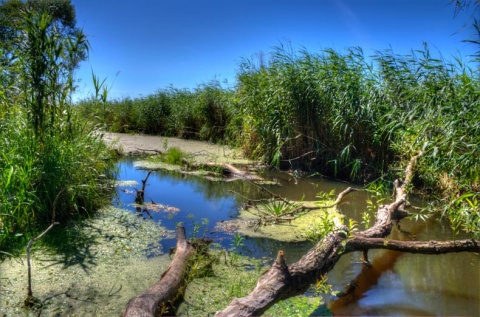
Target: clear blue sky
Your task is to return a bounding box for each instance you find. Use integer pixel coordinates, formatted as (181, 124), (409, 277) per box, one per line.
(71, 0), (477, 101)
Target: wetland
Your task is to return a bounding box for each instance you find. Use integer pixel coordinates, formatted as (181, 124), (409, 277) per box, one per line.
(2, 134), (478, 316)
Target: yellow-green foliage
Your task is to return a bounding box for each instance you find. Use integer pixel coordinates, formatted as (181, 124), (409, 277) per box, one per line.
(236, 201), (341, 242)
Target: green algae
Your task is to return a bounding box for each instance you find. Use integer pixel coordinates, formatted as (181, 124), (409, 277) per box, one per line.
(0, 207), (173, 317)
(177, 251), (331, 317)
(177, 253), (268, 316)
(215, 200), (343, 242)
(0, 204), (332, 316)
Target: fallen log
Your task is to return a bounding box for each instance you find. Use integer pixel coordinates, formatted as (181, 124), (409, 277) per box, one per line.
(345, 237), (480, 254)
(214, 152), (424, 317)
(122, 226), (201, 317)
(183, 159), (263, 181)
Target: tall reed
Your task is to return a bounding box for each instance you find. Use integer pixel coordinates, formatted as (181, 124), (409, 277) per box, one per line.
(0, 6), (115, 250)
(77, 80), (234, 142)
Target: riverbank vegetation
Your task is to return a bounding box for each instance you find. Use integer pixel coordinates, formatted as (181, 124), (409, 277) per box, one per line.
(0, 0), (115, 252)
(1, 0), (479, 315)
(77, 43), (479, 238)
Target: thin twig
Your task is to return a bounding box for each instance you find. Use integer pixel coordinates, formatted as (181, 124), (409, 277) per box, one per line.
(26, 189), (63, 299)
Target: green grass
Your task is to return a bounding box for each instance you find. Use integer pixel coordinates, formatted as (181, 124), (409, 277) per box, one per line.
(0, 6), (116, 252)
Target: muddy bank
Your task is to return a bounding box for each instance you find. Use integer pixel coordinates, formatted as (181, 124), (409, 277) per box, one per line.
(103, 132), (253, 165)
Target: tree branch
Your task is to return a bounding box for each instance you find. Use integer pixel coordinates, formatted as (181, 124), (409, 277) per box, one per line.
(344, 237), (480, 254)
(214, 152), (424, 317)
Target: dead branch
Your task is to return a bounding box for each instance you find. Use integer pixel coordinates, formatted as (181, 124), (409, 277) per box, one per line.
(245, 185), (358, 230)
(135, 148), (164, 154)
(318, 187), (358, 209)
(25, 189), (63, 305)
(122, 226), (211, 317)
(183, 159), (263, 181)
(249, 182), (291, 204)
(135, 171), (152, 205)
(214, 152), (424, 317)
(344, 237), (480, 254)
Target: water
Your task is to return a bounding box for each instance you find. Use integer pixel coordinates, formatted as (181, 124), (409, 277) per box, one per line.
(114, 160), (480, 316)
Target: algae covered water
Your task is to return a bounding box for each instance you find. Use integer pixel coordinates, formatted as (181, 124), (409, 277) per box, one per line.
(114, 159), (480, 316)
(1, 159), (478, 316)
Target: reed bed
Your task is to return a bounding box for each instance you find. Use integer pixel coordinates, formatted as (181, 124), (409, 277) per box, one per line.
(76, 42), (479, 238)
(0, 5), (115, 250)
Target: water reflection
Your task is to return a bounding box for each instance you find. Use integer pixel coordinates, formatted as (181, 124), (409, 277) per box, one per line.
(113, 159), (480, 316)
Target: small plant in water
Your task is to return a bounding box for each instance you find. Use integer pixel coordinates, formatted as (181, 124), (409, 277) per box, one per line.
(314, 274), (337, 296)
(361, 211), (371, 229)
(346, 218), (358, 237)
(164, 147), (186, 165)
(316, 189), (336, 202)
(306, 211), (336, 242)
(229, 233), (245, 266)
(263, 200), (292, 216)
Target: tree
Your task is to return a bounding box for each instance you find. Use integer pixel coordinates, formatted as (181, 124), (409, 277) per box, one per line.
(0, 0), (88, 137)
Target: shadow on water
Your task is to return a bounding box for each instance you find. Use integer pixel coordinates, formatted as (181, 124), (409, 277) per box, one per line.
(35, 221), (101, 273)
(114, 159), (480, 316)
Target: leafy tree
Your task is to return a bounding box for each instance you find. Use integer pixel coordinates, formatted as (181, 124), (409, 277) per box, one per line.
(0, 0), (88, 137)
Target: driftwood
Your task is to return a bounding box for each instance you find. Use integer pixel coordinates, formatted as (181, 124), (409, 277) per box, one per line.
(123, 151), (479, 316)
(122, 226), (201, 317)
(214, 151), (480, 317)
(183, 158), (262, 181)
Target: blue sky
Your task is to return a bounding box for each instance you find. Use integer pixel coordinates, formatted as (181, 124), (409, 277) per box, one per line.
(71, 0), (477, 101)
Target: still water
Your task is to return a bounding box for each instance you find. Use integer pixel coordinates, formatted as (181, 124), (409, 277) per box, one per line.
(114, 160), (480, 316)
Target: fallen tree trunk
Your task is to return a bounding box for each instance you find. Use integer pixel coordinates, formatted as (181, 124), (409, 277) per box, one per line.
(184, 159), (263, 181)
(122, 226), (198, 317)
(214, 151), (435, 317)
(345, 237), (480, 254)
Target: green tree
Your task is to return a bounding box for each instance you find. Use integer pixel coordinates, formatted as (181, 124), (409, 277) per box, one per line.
(0, 0), (88, 137)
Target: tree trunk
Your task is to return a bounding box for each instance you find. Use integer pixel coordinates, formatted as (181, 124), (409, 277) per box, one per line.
(213, 151), (435, 317)
(122, 226), (196, 317)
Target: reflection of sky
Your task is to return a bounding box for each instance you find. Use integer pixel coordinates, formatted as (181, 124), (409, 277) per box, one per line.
(114, 160), (240, 250)
(113, 160), (480, 316)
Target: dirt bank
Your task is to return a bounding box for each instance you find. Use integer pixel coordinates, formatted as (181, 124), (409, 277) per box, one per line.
(103, 132), (254, 165)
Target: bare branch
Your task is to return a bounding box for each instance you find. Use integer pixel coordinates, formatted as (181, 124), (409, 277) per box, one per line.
(345, 237), (480, 254)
